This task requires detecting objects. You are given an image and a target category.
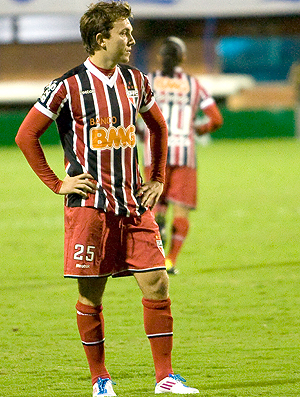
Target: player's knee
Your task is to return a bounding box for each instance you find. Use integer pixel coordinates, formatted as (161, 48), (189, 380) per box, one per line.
(148, 271), (169, 300)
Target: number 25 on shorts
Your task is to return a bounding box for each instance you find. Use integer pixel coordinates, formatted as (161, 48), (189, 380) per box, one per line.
(74, 244), (96, 262)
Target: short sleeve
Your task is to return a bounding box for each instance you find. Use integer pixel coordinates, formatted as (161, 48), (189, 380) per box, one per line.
(196, 78), (215, 110)
(34, 80), (67, 120)
(139, 73), (155, 113)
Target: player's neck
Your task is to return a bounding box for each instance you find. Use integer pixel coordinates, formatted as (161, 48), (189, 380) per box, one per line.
(89, 52), (117, 71)
(89, 58), (116, 77)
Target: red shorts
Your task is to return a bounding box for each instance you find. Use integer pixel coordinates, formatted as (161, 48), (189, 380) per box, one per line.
(64, 207), (165, 278)
(145, 165), (197, 209)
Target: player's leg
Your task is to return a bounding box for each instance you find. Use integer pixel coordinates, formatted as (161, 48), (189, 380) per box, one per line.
(76, 277), (113, 393)
(126, 211), (198, 393)
(125, 211), (173, 383)
(134, 270), (199, 394)
(164, 166), (196, 274)
(134, 270), (173, 382)
(165, 204), (190, 274)
(64, 207), (117, 396)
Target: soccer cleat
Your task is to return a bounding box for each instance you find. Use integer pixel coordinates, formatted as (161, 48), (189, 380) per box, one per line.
(93, 378), (117, 396)
(155, 374), (199, 394)
(165, 259), (178, 275)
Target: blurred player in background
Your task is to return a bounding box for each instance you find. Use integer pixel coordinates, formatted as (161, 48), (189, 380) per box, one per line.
(139, 36), (223, 274)
(15, 2), (199, 396)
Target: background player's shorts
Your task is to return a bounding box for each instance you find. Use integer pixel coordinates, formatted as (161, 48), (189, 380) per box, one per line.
(145, 165), (197, 209)
(64, 207), (165, 278)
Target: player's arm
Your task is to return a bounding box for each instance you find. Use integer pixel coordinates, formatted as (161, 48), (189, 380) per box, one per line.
(15, 107), (96, 198)
(137, 102), (168, 209)
(195, 102), (223, 135)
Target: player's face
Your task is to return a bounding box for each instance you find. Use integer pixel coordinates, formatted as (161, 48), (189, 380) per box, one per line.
(104, 18), (135, 65)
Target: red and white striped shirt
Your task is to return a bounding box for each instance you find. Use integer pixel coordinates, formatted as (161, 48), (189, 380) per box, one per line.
(143, 67), (215, 169)
(35, 59), (156, 216)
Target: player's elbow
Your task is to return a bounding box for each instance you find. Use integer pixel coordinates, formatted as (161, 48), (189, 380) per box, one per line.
(15, 131), (22, 149)
(212, 115), (223, 131)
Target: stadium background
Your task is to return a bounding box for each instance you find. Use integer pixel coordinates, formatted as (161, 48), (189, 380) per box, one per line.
(0, 0), (299, 144)
(1, 2), (300, 396)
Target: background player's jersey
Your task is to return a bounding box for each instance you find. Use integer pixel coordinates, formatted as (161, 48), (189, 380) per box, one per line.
(143, 67), (215, 169)
(35, 59), (154, 216)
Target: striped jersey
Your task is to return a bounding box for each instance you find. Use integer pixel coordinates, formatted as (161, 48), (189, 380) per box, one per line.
(35, 58), (155, 216)
(143, 67), (215, 168)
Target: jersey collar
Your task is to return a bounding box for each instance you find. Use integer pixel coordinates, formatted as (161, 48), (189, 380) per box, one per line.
(84, 58), (118, 88)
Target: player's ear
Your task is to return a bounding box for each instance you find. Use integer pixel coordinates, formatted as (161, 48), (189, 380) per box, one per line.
(96, 33), (107, 51)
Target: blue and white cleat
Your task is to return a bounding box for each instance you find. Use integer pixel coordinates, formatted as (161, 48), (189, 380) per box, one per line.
(93, 378), (117, 396)
(155, 374), (199, 394)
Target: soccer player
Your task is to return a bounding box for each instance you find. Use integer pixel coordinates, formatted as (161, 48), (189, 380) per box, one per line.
(140, 36), (223, 274)
(15, 2), (199, 396)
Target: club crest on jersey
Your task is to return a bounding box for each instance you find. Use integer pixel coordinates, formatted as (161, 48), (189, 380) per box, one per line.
(126, 82), (139, 108)
(90, 124), (136, 150)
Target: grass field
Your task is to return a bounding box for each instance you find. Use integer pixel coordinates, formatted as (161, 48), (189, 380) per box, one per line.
(1, 138), (300, 397)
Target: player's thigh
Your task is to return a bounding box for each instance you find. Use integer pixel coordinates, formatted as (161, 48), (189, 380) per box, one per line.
(64, 207), (121, 278)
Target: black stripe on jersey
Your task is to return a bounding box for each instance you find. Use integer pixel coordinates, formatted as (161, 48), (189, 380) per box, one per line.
(132, 145), (146, 214)
(183, 146), (188, 166)
(167, 148), (171, 164)
(132, 146), (138, 193)
(186, 74), (192, 102)
(107, 85), (127, 216)
(78, 71), (98, 177)
(78, 71), (106, 209)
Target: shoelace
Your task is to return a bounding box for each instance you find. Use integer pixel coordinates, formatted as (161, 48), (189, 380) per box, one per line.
(169, 374), (186, 383)
(97, 378), (116, 393)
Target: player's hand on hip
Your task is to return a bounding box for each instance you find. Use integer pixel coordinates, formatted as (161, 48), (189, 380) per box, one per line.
(137, 181), (163, 210)
(59, 173), (97, 199)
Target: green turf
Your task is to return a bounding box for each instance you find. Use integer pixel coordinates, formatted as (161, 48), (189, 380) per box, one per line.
(1, 139), (300, 396)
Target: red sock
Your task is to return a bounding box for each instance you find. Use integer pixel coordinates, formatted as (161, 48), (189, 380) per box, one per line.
(76, 301), (110, 384)
(142, 298), (173, 382)
(168, 217), (189, 264)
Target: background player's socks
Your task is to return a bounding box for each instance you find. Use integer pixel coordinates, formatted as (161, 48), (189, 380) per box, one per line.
(167, 217), (189, 265)
(142, 298), (174, 382)
(76, 301), (110, 384)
